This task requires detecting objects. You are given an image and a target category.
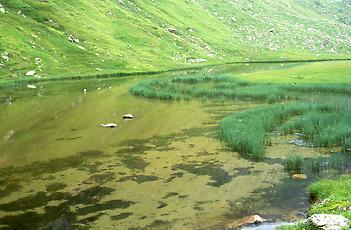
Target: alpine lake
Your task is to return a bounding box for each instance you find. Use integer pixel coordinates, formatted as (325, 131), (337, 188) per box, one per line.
(0, 61), (350, 230)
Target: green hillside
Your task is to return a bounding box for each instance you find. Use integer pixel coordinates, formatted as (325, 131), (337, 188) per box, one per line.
(0, 0), (350, 80)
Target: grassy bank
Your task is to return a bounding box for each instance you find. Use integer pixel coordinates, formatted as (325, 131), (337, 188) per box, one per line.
(309, 176), (351, 219)
(279, 176), (351, 230)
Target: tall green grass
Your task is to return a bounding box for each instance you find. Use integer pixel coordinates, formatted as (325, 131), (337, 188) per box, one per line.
(131, 75), (351, 103)
(285, 154), (303, 174)
(218, 103), (336, 159)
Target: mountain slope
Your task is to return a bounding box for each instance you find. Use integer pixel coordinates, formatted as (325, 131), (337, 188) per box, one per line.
(0, 0), (350, 80)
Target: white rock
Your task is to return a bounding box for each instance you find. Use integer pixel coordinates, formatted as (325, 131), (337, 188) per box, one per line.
(77, 45), (86, 50)
(123, 114), (134, 119)
(68, 34), (79, 43)
(26, 70), (36, 76)
(0, 3), (5, 13)
(100, 123), (118, 128)
(27, 84), (37, 89)
(35, 57), (41, 64)
(309, 214), (349, 230)
(2, 52), (9, 61)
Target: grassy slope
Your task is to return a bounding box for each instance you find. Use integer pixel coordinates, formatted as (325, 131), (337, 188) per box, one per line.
(0, 0), (350, 80)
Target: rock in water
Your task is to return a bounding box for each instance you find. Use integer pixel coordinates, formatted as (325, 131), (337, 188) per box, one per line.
(227, 215), (267, 228)
(291, 174), (307, 180)
(100, 123), (118, 128)
(309, 214), (349, 230)
(123, 114), (134, 119)
(26, 70), (36, 76)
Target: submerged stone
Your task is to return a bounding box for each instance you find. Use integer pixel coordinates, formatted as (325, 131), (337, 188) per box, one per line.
(227, 215), (267, 228)
(291, 174), (307, 180)
(288, 139), (314, 147)
(37, 217), (71, 230)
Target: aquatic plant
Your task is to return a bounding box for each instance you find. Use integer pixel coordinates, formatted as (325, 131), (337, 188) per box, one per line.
(218, 103), (336, 159)
(285, 154), (303, 174)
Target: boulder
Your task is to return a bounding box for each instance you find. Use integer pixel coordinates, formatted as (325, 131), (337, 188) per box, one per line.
(26, 70), (36, 76)
(187, 28), (196, 33)
(100, 123), (118, 128)
(291, 174), (307, 180)
(309, 214), (349, 230)
(123, 114), (134, 119)
(2, 52), (9, 61)
(35, 57), (41, 64)
(186, 58), (207, 63)
(166, 27), (178, 34)
(226, 215), (267, 229)
(0, 3), (5, 13)
(68, 34), (79, 43)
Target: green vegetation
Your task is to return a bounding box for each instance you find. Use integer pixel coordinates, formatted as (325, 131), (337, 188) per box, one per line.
(0, 0), (350, 82)
(131, 75), (351, 159)
(309, 176), (351, 220)
(279, 176), (351, 229)
(277, 222), (318, 230)
(239, 61), (351, 83)
(285, 154), (303, 174)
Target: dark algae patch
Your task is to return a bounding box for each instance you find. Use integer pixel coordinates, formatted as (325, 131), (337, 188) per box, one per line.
(0, 150), (108, 178)
(0, 183), (22, 198)
(46, 183), (67, 193)
(0, 185), (135, 229)
(111, 212), (133, 221)
(117, 175), (159, 184)
(174, 162), (232, 187)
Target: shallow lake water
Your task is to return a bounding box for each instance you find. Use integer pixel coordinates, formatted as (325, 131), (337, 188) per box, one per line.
(0, 63), (350, 229)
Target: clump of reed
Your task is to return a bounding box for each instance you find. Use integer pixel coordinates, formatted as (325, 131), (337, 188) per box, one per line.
(285, 154), (303, 174)
(218, 103), (334, 159)
(281, 108), (351, 149)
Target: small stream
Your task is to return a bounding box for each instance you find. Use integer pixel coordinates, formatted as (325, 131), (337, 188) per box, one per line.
(0, 62), (350, 229)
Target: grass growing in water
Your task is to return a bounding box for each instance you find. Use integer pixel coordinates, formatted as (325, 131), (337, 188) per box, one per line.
(131, 75), (351, 159)
(285, 154), (303, 174)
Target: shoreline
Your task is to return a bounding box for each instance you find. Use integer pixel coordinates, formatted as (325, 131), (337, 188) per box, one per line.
(1, 58), (351, 88)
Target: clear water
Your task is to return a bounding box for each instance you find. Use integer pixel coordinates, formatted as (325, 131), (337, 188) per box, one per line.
(0, 63), (350, 229)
